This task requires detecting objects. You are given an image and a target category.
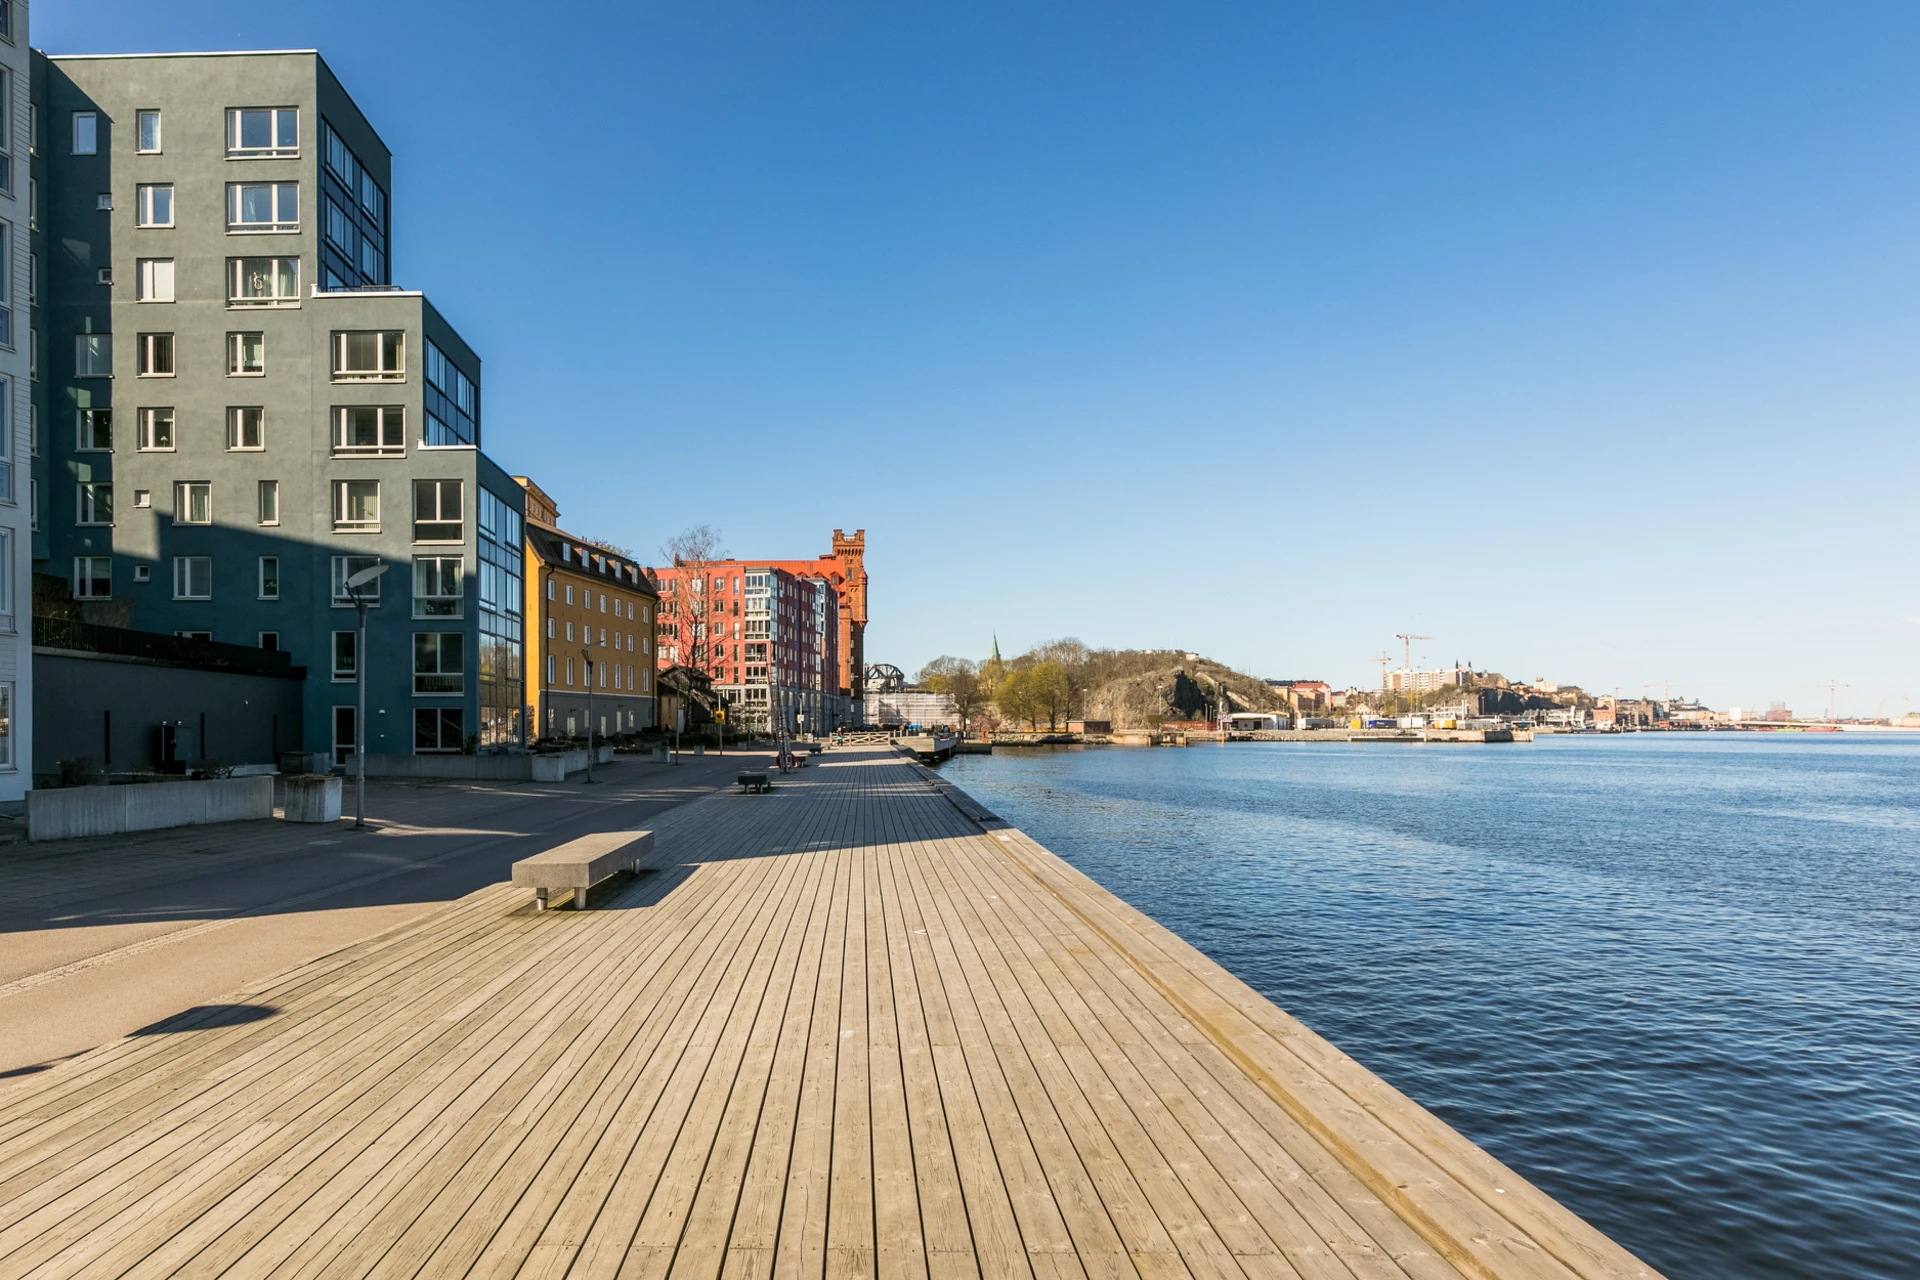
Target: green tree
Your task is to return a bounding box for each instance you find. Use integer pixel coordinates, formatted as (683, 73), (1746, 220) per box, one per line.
(998, 668), (1039, 729)
(1030, 661), (1071, 729)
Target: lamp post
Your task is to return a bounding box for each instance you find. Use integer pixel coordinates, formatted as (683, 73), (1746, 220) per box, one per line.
(581, 635), (597, 784)
(343, 562), (389, 830)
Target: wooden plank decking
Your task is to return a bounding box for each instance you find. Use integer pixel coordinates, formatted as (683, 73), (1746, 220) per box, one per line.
(0, 747), (1660, 1280)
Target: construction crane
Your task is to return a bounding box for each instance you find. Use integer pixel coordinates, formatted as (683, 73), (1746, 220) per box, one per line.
(1822, 679), (1849, 723)
(1369, 652), (1392, 689)
(1394, 633), (1434, 673)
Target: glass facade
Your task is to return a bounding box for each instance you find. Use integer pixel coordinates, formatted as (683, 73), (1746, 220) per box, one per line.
(477, 487), (523, 745)
(424, 340), (478, 446)
(320, 121), (388, 289)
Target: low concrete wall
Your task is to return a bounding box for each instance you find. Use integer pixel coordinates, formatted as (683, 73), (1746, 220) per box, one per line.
(28, 775), (275, 842)
(355, 754), (534, 781)
(284, 775), (343, 823)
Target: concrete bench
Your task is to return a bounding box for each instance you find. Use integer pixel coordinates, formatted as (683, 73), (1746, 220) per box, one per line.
(511, 830), (654, 910)
(737, 772), (770, 794)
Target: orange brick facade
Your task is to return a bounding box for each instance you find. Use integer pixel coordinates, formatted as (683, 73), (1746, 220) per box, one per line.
(757, 529), (867, 701)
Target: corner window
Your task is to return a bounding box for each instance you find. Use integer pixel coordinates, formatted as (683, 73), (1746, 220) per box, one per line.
(227, 182), (299, 233)
(332, 479), (379, 531)
(75, 334), (111, 378)
(258, 479), (279, 525)
(172, 556), (212, 600)
(136, 258), (175, 302)
(74, 556), (111, 599)
(137, 406), (175, 451)
(227, 331), (265, 376)
(331, 555), (381, 605)
(137, 109), (162, 154)
(174, 481), (211, 525)
(412, 479), (462, 542)
(77, 482), (113, 525)
(136, 184), (173, 227)
(258, 556), (279, 600)
(415, 707), (464, 753)
(137, 332), (175, 376)
(228, 257), (299, 307)
(332, 330), (403, 380)
(413, 632), (465, 694)
(333, 405), (405, 455)
(331, 631), (357, 680)
(77, 407), (111, 451)
(72, 111), (97, 155)
(413, 556), (463, 618)
(227, 406), (264, 451)
(226, 107), (298, 158)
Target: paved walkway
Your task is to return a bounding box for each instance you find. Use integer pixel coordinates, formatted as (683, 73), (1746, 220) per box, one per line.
(0, 751), (755, 1075)
(0, 747), (1657, 1280)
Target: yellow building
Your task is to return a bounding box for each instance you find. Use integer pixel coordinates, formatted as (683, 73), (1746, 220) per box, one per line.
(516, 478), (659, 741)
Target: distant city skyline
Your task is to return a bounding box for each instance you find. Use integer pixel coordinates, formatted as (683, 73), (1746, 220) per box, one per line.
(39, 1), (1920, 717)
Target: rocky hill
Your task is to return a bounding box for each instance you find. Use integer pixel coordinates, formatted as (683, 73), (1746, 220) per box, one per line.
(1078, 653), (1290, 729)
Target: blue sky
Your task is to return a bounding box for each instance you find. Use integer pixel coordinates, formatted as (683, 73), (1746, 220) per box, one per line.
(41, 2), (1920, 716)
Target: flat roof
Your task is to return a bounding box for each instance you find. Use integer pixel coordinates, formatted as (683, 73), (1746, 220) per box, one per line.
(45, 49), (319, 60)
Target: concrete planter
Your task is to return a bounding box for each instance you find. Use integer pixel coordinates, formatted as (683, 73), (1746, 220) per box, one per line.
(283, 775), (343, 823)
(28, 775), (275, 842)
(531, 749), (591, 781)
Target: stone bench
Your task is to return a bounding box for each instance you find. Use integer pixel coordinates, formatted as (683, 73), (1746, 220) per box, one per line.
(737, 773), (770, 794)
(511, 830), (654, 910)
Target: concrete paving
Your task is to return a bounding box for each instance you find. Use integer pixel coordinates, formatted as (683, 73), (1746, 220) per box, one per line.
(0, 749), (764, 1077)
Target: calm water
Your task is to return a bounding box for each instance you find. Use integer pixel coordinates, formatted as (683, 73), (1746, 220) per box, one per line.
(941, 735), (1920, 1280)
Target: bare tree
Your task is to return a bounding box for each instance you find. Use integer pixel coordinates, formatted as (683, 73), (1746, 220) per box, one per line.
(1031, 637), (1092, 719)
(917, 656), (986, 731)
(660, 524), (728, 725)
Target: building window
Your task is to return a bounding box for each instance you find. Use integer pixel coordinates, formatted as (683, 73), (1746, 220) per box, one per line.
(415, 707), (464, 753)
(174, 481), (211, 524)
(227, 331), (264, 375)
(412, 479), (462, 542)
(260, 633), (279, 652)
(137, 406), (175, 451)
(137, 332), (175, 376)
(227, 406), (264, 450)
(172, 556), (212, 600)
(77, 482), (113, 525)
(332, 630), (356, 680)
(227, 182), (299, 233)
(332, 555), (381, 605)
(72, 111), (97, 155)
(413, 632), (465, 694)
(74, 556), (111, 599)
(332, 405), (404, 455)
(0, 531), (11, 633)
(137, 109), (162, 153)
(423, 341), (478, 445)
(257, 479), (279, 525)
(228, 257), (300, 307)
(136, 184), (173, 227)
(413, 556), (463, 618)
(566, 658), (574, 687)
(77, 407), (111, 451)
(546, 655), (556, 685)
(332, 331), (403, 380)
(136, 258), (175, 302)
(75, 334), (111, 378)
(28, 477), (36, 529)
(258, 556), (279, 600)
(226, 107), (298, 158)
(332, 480), (379, 531)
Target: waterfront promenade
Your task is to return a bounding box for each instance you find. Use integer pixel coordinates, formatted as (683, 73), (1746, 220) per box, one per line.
(0, 746), (1657, 1280)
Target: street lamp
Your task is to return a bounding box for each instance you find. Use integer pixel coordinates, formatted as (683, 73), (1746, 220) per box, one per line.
(344, 561), (389, 830)
(580, 634), (598, 784)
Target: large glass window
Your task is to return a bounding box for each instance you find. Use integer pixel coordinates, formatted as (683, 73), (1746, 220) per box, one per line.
(77, 482), (113, 525)
(74, 334), (111, 378)
(227, 182), (298, 232)
(413, 556), (463, 618)
(333, 331), (403, 380)
(477, 487), (524, 746)
(331, 555), (381, 605)
(172, 556), (212, 600)
(332, 479), (379, 531)
(137, 407), (175, 450)
(228, 332), (264, 375)
(333, 405), (405, 455)
(412, 479), (462, 542)
(228, 257), (299, 307)
(415, 707), (464, 753)
(423, 340), (478, 445)
(77, 407), (111, 451)
(413, 632), (465, 694)
(226, 107), (298, 157)
(74, 556), (111, 599)
(321, 122), (388, 288)
(174, 481), (211, 524)
(136, 184), (173, 227)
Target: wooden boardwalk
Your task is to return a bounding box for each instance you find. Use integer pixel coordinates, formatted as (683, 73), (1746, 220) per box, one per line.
(0, 747), (1659, 1280)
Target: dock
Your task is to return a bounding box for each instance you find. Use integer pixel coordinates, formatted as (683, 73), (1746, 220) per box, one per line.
(0, 744), (1655, 1279)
